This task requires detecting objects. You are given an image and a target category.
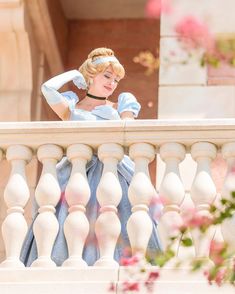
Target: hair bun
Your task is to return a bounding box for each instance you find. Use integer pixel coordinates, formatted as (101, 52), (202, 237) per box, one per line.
(88, 48), (114, 60)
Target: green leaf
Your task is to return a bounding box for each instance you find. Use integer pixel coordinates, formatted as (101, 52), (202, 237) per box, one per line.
(231, 191), (235, 198)
(181, 238), (193, 247)
(191, 259), (204, 271)
(210, 205), (217, 213)
(200, 57), (206, 67)
(230, 58), (235, 67)
(221, 199), (228, 205)
(207, 55), (220, 67)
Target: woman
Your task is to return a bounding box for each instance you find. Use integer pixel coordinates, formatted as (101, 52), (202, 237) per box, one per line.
(21, 47), (162, 266)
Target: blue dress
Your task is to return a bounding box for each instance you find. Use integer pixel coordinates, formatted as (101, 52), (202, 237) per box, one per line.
(20, 91), (162, 266)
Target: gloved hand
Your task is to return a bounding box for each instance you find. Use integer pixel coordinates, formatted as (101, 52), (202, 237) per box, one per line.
(73, 72), (87, 90)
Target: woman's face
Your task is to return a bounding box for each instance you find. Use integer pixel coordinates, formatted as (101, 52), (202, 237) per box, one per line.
(89, 65), (121, 97)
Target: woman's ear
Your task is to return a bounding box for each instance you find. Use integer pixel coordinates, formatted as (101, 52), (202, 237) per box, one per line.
(88, 78), (93, 87)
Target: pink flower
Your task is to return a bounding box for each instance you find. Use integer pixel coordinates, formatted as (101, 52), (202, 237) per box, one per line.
(179, 209), (213, 231)
(148, 271), (160, 281)
(145, 0), (173, 18)
(150, 194), (164, 206)
(175, 15), (215, 52)
(120, 255), (140, 266)
(204, 268), (227, 286)
(210, 240), (225, 253)
(187, 215), (212, 228)
(210, 240), (226, 266)
(122, 281), (140, 292)
(145, 271), (160, 292)
(215, 269), (227, 286)
(230, 165), (235, 174)
(60, 192), (66, 203)
(108, 282), (116, 292)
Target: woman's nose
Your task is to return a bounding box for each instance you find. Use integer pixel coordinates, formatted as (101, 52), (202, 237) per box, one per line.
(108, 79), (116, 86)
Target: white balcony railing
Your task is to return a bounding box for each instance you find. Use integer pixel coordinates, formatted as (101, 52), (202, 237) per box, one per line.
(0, 119), (234, 294)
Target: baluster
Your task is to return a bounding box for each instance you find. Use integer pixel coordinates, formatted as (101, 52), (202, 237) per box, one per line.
(127, 143), (157, 260)
(31, 144), (63, 267)
(190, 142), (217, 260)
(1, 145), (32, 268)
(221, 142), (235, 253)
(62, 144), (92, 267)
(94, 143), (124, 267)
(158, 143), (186, 252)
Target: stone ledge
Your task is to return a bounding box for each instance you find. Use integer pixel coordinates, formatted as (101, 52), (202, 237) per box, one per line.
(0, 267), (234, 294)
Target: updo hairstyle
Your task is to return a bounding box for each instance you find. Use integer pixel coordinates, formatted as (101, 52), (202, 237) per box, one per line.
(79, 47), (125, 84)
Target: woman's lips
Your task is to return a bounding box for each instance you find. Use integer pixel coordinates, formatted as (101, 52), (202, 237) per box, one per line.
(104, 86), (112, 91)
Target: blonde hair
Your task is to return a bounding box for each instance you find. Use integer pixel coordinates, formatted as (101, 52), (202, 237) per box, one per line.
(79, 48), (125, 84)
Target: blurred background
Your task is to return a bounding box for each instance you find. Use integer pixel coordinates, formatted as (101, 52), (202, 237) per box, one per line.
(0, 0), (160, 121)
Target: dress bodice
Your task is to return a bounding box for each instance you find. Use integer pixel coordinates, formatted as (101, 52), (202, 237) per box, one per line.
(61, 91), (141, 121)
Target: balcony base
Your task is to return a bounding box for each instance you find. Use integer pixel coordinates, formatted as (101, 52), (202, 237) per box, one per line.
(0, 267), (234, 294)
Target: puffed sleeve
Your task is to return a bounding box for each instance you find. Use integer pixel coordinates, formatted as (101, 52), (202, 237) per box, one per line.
(61, 91), (79, 111)
(117, 92), (141, 118)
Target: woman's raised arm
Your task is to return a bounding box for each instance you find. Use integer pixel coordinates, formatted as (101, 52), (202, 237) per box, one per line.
(41, 70), (87, 120)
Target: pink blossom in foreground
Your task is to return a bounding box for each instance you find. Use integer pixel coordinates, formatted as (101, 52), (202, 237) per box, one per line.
(230, 164), (235, 174)
(60, 192), (66, 203)
(145, 271), (160, 292)
(209, 240), (226, 266)
(108, 282), (116, 292)
(214, 269), (227, 286)
(175, 15), (215, 52)
(204, 268), (227, 286)
(122, 281), (140, 292)
(120, 254), (140, 266)
(145, 0), (173, 18)
(178, 209), (213, 231)
(185, 214), (213, 229)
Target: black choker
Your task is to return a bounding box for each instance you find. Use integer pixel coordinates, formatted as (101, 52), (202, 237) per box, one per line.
(86, 93), (107, 100)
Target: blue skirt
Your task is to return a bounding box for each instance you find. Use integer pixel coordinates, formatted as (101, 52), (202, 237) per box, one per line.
(20, 156), (162, 266)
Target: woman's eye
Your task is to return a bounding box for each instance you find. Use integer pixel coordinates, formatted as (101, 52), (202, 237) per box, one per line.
(104, 74), (119, 84)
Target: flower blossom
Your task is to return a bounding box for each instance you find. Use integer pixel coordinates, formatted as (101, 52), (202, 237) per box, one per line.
(209, 240), (226, 266)
(145, 271), (160, 292)
(204, 268), (227, 286)
(122, 281), (140, 292)
(178, 209), (213, 232)
(120, 254), (140, 266)
(145, 0), (173, 18)
(175, 15), (215, 52)
(108, 282), (115, 292)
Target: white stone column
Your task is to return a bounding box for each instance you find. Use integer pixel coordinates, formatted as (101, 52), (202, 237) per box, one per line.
(0, 0), (33, 121)
(221, 142), (235, 253)
(158, 143), (186, 251)
(1, 145), (32, 268)
(190, 142), (217, 260)
(127, 143), (156, 259)
(62, 144), (92, 267)
(94, 143), (124, 267)
(31, 144), (63, 267)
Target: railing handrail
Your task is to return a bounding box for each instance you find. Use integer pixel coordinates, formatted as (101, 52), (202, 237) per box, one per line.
(1, 118), (235, 149)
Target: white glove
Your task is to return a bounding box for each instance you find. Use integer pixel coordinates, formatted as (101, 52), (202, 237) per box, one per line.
(73, 73), (87, 90)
